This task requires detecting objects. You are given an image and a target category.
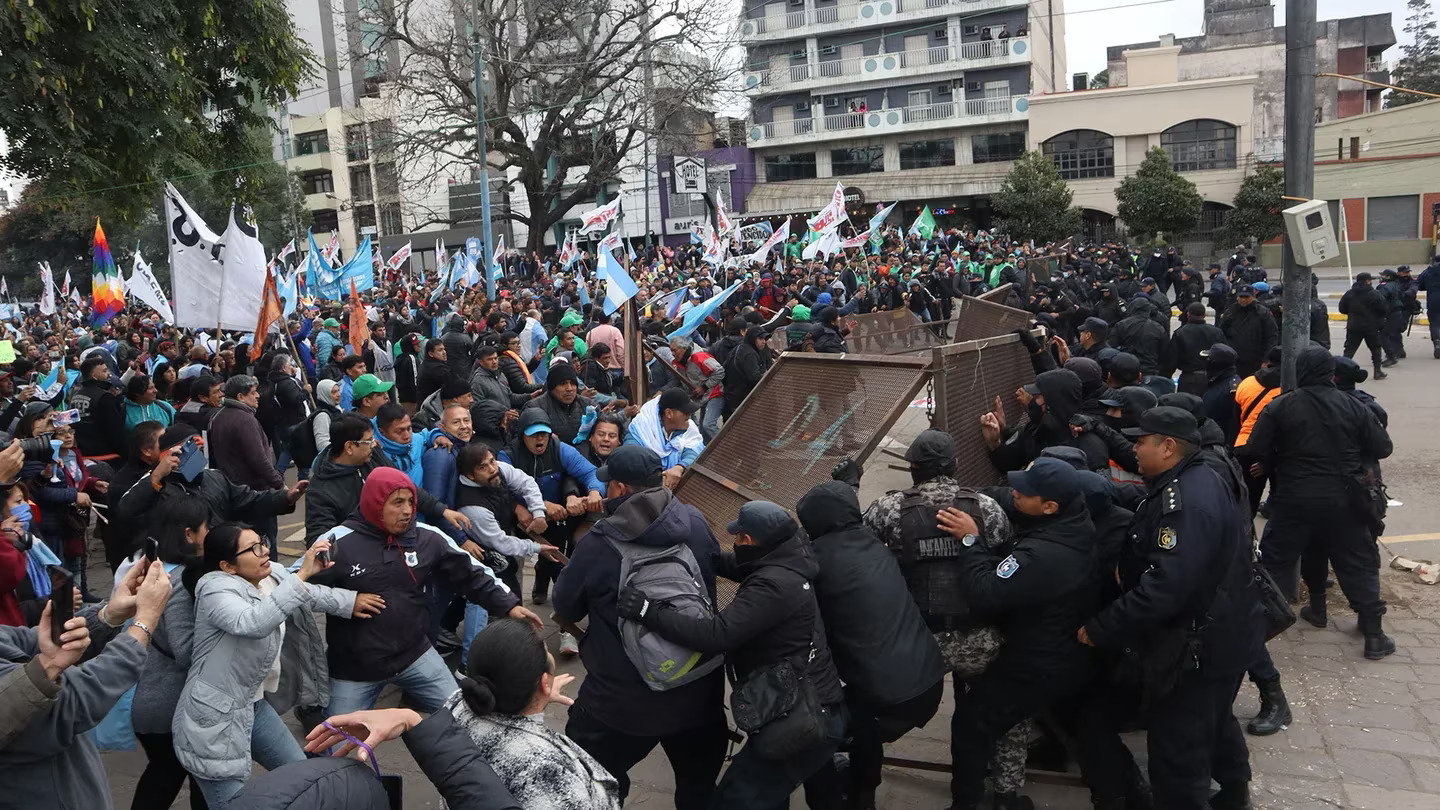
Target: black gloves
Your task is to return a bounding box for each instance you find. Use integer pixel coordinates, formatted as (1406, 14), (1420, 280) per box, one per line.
(1014, 327), (1042, 354)
(831, 457), (863, 488)
(616, 586), (652, 622)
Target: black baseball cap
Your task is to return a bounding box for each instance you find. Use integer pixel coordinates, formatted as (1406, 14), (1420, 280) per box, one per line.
(596, 445), (663, 487)
(1079, 317), (1109, 336)
(904, 429), (956, 467)
(659, 388), (700, 415)
(1123, 406), (1201, 445)
(1236, 284), (1256, 296)
(1039, 446), (1089, 471)
(727, 501), (798, 546)
(1356, 271), (1374, 282)
(1007, 457), (1082, 504)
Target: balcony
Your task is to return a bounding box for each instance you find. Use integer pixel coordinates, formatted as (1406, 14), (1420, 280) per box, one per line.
(303, 192), (336, 211)
(749, 95), (1028, 147)
(288, 150), (334, 174)
(739, 0), (1027, 43)
(744, 38), (1029, 95)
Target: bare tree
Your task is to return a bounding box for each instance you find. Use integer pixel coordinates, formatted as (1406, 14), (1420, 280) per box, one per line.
(358, 0), (737, 251)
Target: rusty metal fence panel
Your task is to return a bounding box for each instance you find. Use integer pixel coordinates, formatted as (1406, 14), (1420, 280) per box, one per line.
(675, 353), (931, 604)
(931, 334), (1037, 487)
(977, 283), (1015, 303)
(953, 295), (1034, 343)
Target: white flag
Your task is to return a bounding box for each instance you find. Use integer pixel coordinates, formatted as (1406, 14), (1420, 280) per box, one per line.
(61, 270), (72, 298)
(1, 277), (8, 298)
(275, 238), (297, 264)
(38, 262), (55, 315)
(165, 183), (266, 331)
(70, 288), (83, 308)
(579, 197), (622, 234)
(385, 242), (413, 273)
(716, 188), (734, 235)
(321, 231), (341, 265)
(598, 230), (622, 254)
(129, 248), (176, 323)
(802, 227), (842, 260)
(745, 219), (791, 266)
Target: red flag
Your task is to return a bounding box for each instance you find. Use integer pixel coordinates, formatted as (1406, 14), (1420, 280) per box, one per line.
(251, 268), (284, 360)
(349, 278), (370, 356)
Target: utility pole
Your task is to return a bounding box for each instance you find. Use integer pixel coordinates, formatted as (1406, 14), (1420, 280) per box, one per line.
(473, 0), (497, 300)
(1280, 0), (1317, 392)
(641, 12), (654, 247)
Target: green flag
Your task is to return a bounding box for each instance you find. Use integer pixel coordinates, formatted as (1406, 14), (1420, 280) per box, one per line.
(907, 206), (936, 239)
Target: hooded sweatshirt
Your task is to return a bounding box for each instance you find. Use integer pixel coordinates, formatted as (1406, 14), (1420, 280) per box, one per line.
(308, 468), (519, 681)
(551, 488), (726, 736)
(797, 482), (944, 707)
(991, 369), (1109, 472)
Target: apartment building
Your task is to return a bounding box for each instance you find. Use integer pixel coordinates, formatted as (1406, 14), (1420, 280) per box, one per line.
(739, 0), (1066, 228)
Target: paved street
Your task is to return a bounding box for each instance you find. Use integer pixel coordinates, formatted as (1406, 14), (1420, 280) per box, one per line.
(95, 317), (1440, 809)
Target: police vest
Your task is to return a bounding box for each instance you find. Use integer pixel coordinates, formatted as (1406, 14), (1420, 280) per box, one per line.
(895, 488), (983, 625)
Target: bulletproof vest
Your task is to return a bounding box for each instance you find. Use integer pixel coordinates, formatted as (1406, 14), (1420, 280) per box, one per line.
(895, 489), (983, 622)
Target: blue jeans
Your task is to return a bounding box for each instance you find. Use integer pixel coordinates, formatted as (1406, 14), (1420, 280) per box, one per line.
(193, 699), (306, 809)
(326, 647), (459, 717)
(699, 397), (723, 441)
(462, 602), (490, 662)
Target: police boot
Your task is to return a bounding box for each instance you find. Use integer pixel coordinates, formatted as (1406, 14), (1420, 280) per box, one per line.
(1373, 364), (1388, 380)
(1382, 356), (1399, 367)
(1299, 591), (1327, 628)
(992, 790), (1034, 810)
(1433, 342), (1440, 359)
(1361, 615), (1397, 660)
(1209, 782), (1252, 809)
(1245, 677), (1291, 735)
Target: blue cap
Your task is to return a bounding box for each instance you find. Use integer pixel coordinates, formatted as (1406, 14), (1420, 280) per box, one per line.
(1252, 281), (1270, 292)
(816, 292), (833, 306)
(726, 501), (798, 546)
(518, 409), (553, 436)
(1006, 457), (1082, 505)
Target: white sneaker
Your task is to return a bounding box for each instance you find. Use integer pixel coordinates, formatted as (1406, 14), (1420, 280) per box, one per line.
(559, 632), (580, 656)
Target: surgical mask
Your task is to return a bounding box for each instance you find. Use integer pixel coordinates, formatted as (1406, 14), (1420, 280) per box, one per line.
(8, 503), (32, 535)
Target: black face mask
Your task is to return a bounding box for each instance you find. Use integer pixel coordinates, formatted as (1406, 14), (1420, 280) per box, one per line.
(734, 544), (768, 568)
(1027, 400), (1046, 424)
(1103, 413), (1128, 431)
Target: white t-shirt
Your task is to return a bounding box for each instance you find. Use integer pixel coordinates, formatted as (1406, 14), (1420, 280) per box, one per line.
(255, 577), (285, 700)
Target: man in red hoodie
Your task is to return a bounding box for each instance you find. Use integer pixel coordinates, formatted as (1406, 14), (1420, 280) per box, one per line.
(309, 468), (543, 716)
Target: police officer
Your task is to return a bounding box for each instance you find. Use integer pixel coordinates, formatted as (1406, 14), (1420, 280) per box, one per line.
(860, 430), (1035, 810)
(1247, 347), (1395, 659)
(1377, 268), (1406, 367)
(1079, 407), (1261, 810)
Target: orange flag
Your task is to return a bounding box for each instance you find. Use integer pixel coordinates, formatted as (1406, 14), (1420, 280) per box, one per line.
(349, 278), (370, 356)
(251, 268), (284, 360)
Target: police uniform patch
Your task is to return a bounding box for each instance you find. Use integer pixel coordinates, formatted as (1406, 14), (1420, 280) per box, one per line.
(996, 555), (1020, 578)
(405, 550), (419, 567)
(1157, 527), (1178, 550)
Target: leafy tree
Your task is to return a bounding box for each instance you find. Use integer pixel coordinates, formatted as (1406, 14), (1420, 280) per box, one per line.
(1089, 69), (1110, 89)
(0, 0), (313, 224)
(1215, 165), (1284, 248)
(1115, 147), (1203, 241)
(1390, 0), (1440, 107)
(362, 0), (734, 251)
(992, 151), (1083, 243)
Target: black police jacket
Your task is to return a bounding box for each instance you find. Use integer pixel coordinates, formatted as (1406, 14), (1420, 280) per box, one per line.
(1219, 303), (1278, 366)
(1339, 283), (1388, 332)
(798, 482), (945, 708)
(1083, 453), (1262, 679)
(958, 488), (1099, 676)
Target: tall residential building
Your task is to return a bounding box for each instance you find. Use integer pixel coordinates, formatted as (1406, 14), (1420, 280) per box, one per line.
(739, 0), (1066, 228)
(1106, 1), (1395, 161)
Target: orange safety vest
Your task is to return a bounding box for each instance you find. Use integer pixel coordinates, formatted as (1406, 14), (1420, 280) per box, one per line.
(1233, 375), (1281, 448)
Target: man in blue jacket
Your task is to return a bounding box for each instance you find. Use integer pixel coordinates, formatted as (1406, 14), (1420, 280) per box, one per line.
(553, 446), (727, 810)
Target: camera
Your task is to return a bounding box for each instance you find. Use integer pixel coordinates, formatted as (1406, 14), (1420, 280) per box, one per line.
(0, 432), (60, 463)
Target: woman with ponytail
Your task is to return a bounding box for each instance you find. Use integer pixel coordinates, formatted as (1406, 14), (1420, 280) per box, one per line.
(173, 523), (383, 809)
(444, 618), (621, 810)
(126, 498), (210, 810)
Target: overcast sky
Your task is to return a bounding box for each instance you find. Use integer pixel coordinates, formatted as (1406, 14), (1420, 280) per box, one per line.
(1065, 0), (1417, 79)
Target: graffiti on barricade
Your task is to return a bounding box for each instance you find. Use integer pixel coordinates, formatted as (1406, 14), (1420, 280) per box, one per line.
(767, 393), (870, 474)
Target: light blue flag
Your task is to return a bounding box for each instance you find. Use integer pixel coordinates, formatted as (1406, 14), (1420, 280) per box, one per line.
(599, 248), (638, 316)
(869, 201), (897, 247)
(305, 229), (325, 291)
(319, 236), (373, 299)
(449, 253), (467, 291)
(278, 269), (298, 317)
(668, 280), (743, 340)
(576, 262), (591, 307)
(626, 240), (637, 263)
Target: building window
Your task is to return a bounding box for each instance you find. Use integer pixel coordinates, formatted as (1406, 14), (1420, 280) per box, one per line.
(372, 120), (398, 155)
(764, 152), (818, 182)
(899, 139), (955, 170)
(375, 163), (400, 197)
(1366, 195), (1417, 241)
(351, 167), (374, 201)
(1161, 119), (1238, 171)
(1042, 129), (1114, 179)
(312, 209), (339, 232)
(353, 204), (376, 243)
(294, 130), (329, 156)
(346, 125), (369, 162)
(301, 171), (334, 195)
(380, 203), (404, 235)
(972, 131), (1025, 163)
(831, 145), (884, 176)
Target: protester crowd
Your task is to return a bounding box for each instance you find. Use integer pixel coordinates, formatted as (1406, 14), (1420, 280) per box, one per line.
(0, 219), (1423, 810)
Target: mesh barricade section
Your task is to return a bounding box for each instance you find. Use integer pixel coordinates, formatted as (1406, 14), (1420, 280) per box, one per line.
(953, 296), (1033, 344)
(847, 309), (946, 355)
(978, 283), (1015, 302)
(933, 337), (1036, 487)
(674, 353), (929, 605)
(673, 471), (749, 606)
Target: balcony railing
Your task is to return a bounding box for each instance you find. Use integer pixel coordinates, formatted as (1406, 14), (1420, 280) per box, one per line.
(750, 94), (1025, 144)
(744, 38), (1027, 93)
(740, 0), (1024, 40)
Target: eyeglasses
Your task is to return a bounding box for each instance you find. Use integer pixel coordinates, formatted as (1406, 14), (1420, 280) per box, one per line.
(238, 540), (270, 558)
(351, 438), (376, 447)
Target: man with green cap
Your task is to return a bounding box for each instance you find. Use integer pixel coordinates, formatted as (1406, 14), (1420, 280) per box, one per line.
(350, 373), (395, 420)
(314, 317), (344, 373)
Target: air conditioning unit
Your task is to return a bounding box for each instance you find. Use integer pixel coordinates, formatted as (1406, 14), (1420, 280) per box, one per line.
(825, 97), (840, 107)
(937, 85), (952, 96)
(966, 80), (982, 91)
(962, 24), (979, 35)
(795, 101), (811, 111)
(820, 44), (838, 55)
(934, 27), (948, 39)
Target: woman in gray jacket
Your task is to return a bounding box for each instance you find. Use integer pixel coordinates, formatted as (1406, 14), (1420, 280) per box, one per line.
(173, 523), (385, 809)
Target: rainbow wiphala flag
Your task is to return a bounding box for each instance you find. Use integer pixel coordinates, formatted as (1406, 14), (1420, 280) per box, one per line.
(90, 220), (125, 327)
